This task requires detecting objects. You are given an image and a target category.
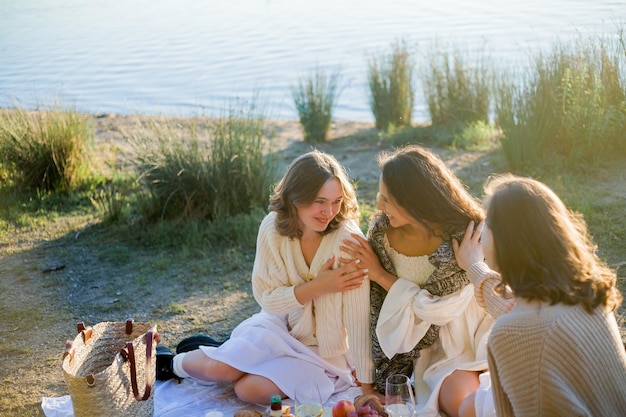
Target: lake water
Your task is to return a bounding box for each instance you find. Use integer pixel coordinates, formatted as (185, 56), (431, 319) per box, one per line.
(1, 0), (624, 122)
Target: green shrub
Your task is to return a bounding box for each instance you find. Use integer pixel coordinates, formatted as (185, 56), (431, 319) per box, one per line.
(209, 113), (277, 219)
(423, 47), (491, 126)
(452, 120), (500, 150)
(0, 106), (93, 191)
(129, 106), (277, 222)
(383, 120), (500, 151)
(495, 35), (626, 172)
(89, 174), (140, 223)
(368, 40), (415, 131)
(384, 123), (456, 148)
(292, 68), (341, 143)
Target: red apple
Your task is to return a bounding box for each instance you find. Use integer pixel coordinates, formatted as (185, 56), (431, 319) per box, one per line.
(332, 399), (356, 417)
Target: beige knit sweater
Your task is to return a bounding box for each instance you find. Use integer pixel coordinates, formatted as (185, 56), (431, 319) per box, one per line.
(466, 262), (514, 319)
(251, 212), (375, 383)
(487, 301), (626, 416)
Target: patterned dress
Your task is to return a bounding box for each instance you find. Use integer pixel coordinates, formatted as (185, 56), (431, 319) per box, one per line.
(366, 213), (469, 392)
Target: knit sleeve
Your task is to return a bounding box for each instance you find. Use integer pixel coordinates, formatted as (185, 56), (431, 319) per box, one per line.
(467, 262), (514, 319)
(251, 213), (302, 315)
(340, 221), (375, 383)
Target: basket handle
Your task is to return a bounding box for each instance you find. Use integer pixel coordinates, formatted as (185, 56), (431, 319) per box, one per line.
(122, 326), (157, 401)
(77, 322), (93, 343)
(63, 322), (93, 364)
(63, 340), (75, 362)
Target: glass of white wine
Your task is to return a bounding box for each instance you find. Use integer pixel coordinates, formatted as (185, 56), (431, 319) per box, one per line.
(294, 383), (324, 417)
(385, 374), (416, 417)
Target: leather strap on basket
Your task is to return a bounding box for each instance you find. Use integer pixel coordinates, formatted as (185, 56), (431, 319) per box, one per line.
(77, 322), (93, 343)
(121, 326), (157, 401)
(63, 322), (93, 363)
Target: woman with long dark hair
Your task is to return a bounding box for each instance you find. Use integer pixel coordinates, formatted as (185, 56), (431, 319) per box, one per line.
(342, 145), (493, 417)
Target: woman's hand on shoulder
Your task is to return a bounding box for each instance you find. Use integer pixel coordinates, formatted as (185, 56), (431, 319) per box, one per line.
(453, 220), (485, 271)
(295, 257), (366, 303)
(340, 234), (378, 272)
(317, 256), (367, 294)
(340, 233), (395, 289)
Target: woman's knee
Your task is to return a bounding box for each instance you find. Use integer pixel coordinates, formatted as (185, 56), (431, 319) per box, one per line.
(439, 370), (480, 417)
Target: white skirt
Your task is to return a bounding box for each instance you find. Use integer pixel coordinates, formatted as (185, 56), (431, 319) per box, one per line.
(200, 311), (355, 402)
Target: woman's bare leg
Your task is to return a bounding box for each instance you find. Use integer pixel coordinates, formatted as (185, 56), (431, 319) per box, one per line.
(180, 349), (246, 382)
(179, 350), (285, 404)
(234, 374), (286, 404)
(438, 370), (480, 417)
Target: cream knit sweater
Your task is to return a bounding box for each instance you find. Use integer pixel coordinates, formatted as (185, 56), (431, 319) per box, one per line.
(251, 212), (375, 383)
(488, 301), (626, 416)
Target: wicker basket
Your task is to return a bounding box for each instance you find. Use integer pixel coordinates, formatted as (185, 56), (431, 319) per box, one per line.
(62, 319), (157, 417)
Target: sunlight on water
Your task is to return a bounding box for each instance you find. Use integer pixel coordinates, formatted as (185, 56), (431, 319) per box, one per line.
(0, 0), (624, 121)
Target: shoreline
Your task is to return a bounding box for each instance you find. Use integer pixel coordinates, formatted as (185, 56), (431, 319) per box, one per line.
(0, 107), (379, 178)
(0, 106), (377, 148)
(90, 111), (378, 166)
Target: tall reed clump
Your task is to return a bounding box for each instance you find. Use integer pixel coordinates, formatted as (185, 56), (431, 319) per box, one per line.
(292, 68), (341, 143)
(495, 34), (626, 172)
(368, 40), (415, 131)
(423, 47), (492, 126)
(130, 107), (277, 222)
(0, 106), (93, 191)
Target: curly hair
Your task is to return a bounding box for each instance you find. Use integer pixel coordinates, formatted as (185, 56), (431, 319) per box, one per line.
(268, 150), (359, 238)
(378, 144), (484, 238)
(484, 174), (622, 312)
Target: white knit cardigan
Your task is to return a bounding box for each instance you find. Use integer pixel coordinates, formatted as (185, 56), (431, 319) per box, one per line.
(251, 212), (375, 383)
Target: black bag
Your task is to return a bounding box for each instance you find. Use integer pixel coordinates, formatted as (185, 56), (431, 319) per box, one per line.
(176, 334), (227, 353)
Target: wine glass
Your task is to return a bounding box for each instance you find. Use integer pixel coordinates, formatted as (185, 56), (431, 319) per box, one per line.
(385, 374), (416, 417)
(294, 382), (324, 417)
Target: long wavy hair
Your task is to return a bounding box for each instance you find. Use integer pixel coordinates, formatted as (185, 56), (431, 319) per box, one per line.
(378, 144), (484, 238)
(485, 174), (622, 312)
(268, 150), (359, 238)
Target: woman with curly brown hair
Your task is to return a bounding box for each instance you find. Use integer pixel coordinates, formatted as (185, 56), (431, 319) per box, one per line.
(454, 174), (626, 416)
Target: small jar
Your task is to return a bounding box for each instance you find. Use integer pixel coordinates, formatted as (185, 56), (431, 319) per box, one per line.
(270, 394), (282, 417)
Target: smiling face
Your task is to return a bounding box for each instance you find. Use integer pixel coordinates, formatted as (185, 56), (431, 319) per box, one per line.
(297, 178), (343, 235)
(376, 176), (415, 228)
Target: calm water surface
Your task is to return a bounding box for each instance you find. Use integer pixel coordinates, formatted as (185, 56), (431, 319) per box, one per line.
(1, 0), (624, 121)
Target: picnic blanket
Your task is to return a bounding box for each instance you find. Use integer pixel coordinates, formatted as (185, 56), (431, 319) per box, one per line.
(41, 368), (495, 416)
(41, 379), (364, 417)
